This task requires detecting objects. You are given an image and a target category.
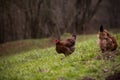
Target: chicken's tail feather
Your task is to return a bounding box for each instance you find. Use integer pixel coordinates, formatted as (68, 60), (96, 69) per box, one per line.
(72, 34), (76, 40)
(100, 25), (104, 32)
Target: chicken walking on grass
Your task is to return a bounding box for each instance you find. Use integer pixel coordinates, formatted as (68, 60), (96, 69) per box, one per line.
(97, 25), (118, 53)
(54, 34), (76, 57)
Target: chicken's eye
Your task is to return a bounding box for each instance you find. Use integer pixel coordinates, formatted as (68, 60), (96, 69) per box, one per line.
(56, 40), (58, 42)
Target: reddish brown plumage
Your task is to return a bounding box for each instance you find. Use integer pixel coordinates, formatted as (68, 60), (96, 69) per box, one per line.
(54, 34), (76, 56)
(97, 25), (118, 53)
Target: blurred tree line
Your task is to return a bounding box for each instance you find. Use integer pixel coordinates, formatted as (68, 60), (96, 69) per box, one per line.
(0, 0), (120, 43)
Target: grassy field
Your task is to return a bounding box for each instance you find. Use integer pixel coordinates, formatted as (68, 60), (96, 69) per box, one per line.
(0, 33), (120, 80)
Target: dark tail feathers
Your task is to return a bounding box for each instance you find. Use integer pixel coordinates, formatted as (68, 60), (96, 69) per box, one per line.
(100, 25), (104, 32)
(72, 34), (76, 39)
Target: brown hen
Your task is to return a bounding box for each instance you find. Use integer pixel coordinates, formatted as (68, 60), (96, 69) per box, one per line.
(54, 34), (76, 56)
(97, 25), (118, 53)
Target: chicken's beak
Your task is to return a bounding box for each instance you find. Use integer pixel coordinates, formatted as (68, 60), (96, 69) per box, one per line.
(54, 40), (56, 44)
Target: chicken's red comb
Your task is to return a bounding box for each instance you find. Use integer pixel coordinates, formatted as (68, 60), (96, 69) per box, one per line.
(54, 39), (59, 44)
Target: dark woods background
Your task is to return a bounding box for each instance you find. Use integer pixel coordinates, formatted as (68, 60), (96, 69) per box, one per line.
(0, 0), (120, 43)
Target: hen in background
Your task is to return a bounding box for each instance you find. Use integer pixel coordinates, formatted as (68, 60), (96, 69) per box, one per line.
(97, 25), (118, 53)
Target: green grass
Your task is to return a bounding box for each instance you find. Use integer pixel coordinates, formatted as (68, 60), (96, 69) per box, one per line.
(0, 38), (54, 56)
(0, 34), (120, 80)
